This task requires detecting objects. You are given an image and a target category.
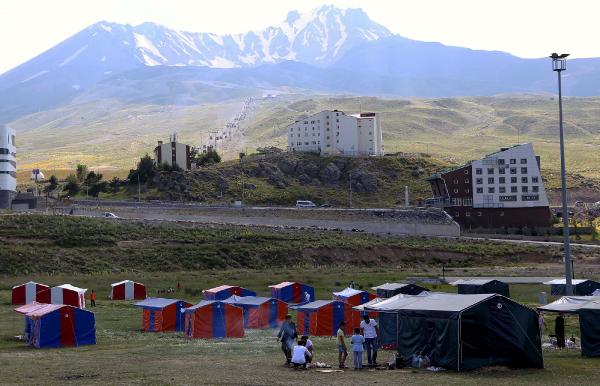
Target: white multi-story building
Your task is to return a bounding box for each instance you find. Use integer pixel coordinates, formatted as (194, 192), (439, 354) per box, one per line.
(287, 110), (383, 156)
(427, 143), (550, 228)
(0, 124), (17, 209)
(153, 134), (192, 170)
(470, 143), (549, 209)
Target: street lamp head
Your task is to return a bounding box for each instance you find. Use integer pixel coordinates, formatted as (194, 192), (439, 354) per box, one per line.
(550, 53), (569, 71)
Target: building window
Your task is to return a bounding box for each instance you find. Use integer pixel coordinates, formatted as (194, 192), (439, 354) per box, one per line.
(464, 169), (469, 175)
(522, 186), (529, 192)
(498, 159), (505, 165)
(455, 212), (460, 217)
(522, 195), (539, 201)
(510, 168), (517, 174)
(463, 198), (473, 206)
(532, 176), (539, 183)
(454, 179), (459, 184)
(290, 128), (293, 132)
(465, 212), (471, 217)
(465, 178), (470, 183)
(477, 212), (482, 217)
(521, 167), (528, 174)
(465, 188), (470, 193)
(487, 168), (494, 174)
(476, 178), (483, 184)
(454, 188), (459, 194)
(500, 195), (517, 202)
(499, 187), (506, 193)
(522, 177), (528, 183)
(510, 159), (516, 164)
(488, 187), (495, 193)
(499, 177), (505, 184)
(521, 158), (527, 164)
(511, 186), (518, 193)
(532, 186), (539, 192)
(488, 177), (494, 184)
(476, 187), (483, 194)
(452, 198), (462, 206)
(499, 168), (506, 175)
(500, 211), (505, 217)
(475, 168), (482, 175)
(511, 177), (517, 183)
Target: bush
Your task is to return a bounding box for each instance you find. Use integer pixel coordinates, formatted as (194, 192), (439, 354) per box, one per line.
(63, 175), (80, 196)
(195, 149), (221, 167)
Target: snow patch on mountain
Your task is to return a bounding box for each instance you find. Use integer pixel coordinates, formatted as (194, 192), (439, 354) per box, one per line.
(21, 70), (49, 83)
(59, 45), (88, 67)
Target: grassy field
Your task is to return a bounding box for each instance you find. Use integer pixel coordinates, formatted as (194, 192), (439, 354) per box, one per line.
(0, 270), (597, 385)
(0, 213), (578, 276)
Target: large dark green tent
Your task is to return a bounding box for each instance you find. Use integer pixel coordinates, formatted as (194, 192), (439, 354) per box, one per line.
(453, 279), (510, 298)
(579, 299), (600, 357)
(538, 296), (600, 358)
(362, 293), (543, 371)
(544, 279), (600, 296)
(371, 283), (428, 298)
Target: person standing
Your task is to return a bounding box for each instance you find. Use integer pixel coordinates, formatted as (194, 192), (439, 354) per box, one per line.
(90, 290), (96, 307)
(555, 313), (565, 348)
(337, 321), (348, 369)
(277, 315), (297, 365)
(304, 291), (311, 304)
(360, 314), (379, 367)
(351, 327), (365, 370)
(538, 312), (546, 335)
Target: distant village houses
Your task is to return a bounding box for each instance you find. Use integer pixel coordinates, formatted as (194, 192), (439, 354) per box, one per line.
(287, 110), (383, 156)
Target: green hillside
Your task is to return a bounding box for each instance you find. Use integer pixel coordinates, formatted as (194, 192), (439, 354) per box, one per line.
(10, 94), (600, 182)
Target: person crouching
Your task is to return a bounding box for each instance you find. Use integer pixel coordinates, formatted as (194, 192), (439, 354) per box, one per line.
(291, 340), (312, 369)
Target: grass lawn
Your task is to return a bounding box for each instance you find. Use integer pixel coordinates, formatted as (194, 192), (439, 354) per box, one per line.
(0, 270), (598, 385)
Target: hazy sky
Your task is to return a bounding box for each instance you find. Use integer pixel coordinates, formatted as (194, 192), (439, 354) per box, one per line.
(0, 0), (597, 74)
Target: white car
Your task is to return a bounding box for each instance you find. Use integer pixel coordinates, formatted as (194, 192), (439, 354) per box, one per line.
(296, 200), (316, 208)
(103, 212), (118, 218)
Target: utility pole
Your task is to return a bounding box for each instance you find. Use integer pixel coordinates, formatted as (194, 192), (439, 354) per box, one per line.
(348, 171), (352, 208)
(550, 52), (573, 295)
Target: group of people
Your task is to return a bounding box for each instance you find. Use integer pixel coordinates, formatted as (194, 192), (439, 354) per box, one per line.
(277, 314), (380, 370)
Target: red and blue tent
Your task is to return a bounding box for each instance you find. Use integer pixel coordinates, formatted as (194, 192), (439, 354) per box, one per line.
(110, 280), (147, 300)
(203, 285), (256, 301)
(268, 281), (315, 304)
(223, 295), (288, 329)
(134, 298), (191, 332)
(333, 287), (377, 306)
(184, 300), (244, 339)
(11, 281), (51, 305)
(14, 303), (96, 348)
(293, 300), (357, 336)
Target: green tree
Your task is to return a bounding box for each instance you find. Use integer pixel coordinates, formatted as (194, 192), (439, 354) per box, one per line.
(89, 181), (108, 197)
(43, 175), (59, 193)
(63, 175), (80, 196)
(76, 164), (88, 183)
(128, 154), (155, 184)
(84, 171), (103, 186)
(195, 149), (221, 166)
(109, 177), (121, 193)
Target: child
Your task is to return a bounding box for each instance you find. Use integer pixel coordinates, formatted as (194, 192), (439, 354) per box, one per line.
(291, 339), (312, 369)
(351, 328), (365, 370)
(337, 321), (348, 369)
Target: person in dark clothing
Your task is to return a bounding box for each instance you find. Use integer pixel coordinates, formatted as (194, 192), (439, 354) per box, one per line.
(555, 313), (565, 348)
(277, 315), (297, 365)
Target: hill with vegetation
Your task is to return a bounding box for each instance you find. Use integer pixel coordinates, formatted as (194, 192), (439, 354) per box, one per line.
(0, 214), (568, 275)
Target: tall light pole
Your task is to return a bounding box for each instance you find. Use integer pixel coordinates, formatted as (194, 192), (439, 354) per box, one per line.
(550, 52), (573, 295)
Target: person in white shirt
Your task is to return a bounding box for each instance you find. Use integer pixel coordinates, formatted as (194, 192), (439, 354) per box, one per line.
(300, 335), (314, 362)
(291, 340), (312, 369)
(360, 314), (379, 367)
(304, 291), (311, 304)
